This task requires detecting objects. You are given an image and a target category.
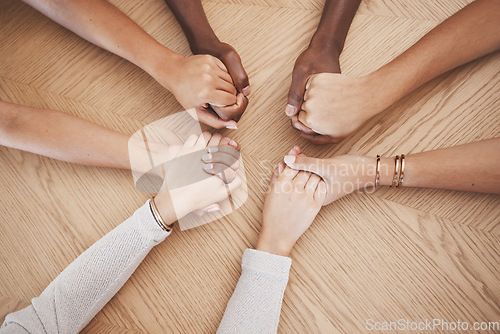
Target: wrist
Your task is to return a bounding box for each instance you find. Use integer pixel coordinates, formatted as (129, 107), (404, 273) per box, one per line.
(153, 193), (178, 227)
(256, 231), (292, 257)
(309, 32), (343, 56)
(143, 46), (183, 91)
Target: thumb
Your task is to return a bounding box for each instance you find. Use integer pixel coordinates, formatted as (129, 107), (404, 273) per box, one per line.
(283, 154), (326, 178)
(221, 50), (250, 96)
(285, 70), (307, 117)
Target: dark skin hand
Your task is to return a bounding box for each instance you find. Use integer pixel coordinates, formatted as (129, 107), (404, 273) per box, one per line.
(286, 0), (361, 145)
(164, 0), (250, 122)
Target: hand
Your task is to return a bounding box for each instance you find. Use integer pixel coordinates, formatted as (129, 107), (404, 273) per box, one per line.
(283, 146), (374, 205)
(256, 149), (327, 257)
(192, 41), (250, 122)
(153, 54), (237, 112)
(192, 92), (248, 129)
(154, 132), (242, 224)
(285, 45), (340, 137)
(297, 73), (388, 144)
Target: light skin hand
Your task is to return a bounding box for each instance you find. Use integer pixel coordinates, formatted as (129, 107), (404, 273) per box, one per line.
(285, 0), (361, 142)
(297, 74), (382, 143)
(298, 0), (500, 145)
(283, 146), (373, 205)
(154, 54), (237, 111)
(163, 0), (250, 122)
(154, 132), (243, 225)
(256, 149), (327, 257)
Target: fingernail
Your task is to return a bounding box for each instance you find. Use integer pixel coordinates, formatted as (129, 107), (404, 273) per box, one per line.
(203, 163), (214, 171)
(226, 124), (238, 130)
(206, 204), (220, 213)
(229, 140), (238, 148)
(285, 104), (296, 116)
(242, 85), (251, 96)
(208, 146), (218, 153)
(202, 153), (212, 162)
(284, 155), (296, 164)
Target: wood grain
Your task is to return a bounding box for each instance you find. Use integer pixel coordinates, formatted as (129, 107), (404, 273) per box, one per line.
(1, 0), (499, 333)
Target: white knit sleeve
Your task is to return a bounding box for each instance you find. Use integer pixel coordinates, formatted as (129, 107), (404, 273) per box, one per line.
(0, 200), (170, 334)
(217, 249), (292, 334)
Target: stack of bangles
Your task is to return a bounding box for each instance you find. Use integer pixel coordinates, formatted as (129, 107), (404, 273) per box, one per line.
(149, 195), (174, 232)
(375, 154), (406, 189)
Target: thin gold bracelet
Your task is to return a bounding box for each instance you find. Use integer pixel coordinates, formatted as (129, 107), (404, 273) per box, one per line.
(150, 196), (173, 232)
(391, 155), (400, 188)
(375, 155), (381, 189)
(397, 154), (406, 188)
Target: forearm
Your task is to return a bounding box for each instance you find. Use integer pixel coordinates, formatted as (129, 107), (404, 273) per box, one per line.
(1, 202), (170, 333)
(0, 101), (131, 169)
(378, 138), (500, 193)
(369, 0), (500, 107)
(163, 0), (218, 52)
(23, 0), (179, 77)
(309, 0), (361, 53)
(217, 249), (291, 334)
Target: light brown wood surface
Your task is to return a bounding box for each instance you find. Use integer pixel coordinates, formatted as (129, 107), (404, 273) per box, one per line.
(1, 0), (499, 333)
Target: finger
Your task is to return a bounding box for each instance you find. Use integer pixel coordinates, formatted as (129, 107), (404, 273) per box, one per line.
(305, 173), (322, 194)
(194, 108), (237, 129)
(314, 180), (327, 204)
(290, 115), (316, 135)
(209, 90), (238, 107)
(293, 170), (311, 188)
(277, 161), (286, 174)
(288, 145), (301, 156)
(219, 136), (240, 150)
(216, 78), (238, 95)
(203, 163), (237, 183)
(285, 66), (307, 116)
(195, 132), (213, 149)
(207, 132), (223, 147)
(212, 93), (248, 122)
(216, 68), (235, 85)
(301, 132), (340, 145)
(207, 145), (240, 160)
(280, 165), (300, 180)
(283, 153), (326, 178)
(202, 151), (240, 170)
(267, 165), (280, 191)
(222, 51), (250, 95)
(184, 134), (199, 148)
(226, 174), (242, 194)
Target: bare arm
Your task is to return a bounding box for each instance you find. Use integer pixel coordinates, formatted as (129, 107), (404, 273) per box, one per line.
(283, 139), (500, 205)
(0, 100), (130, 169)
(23, 0), (239, 125)
(298, 0), (500, 144)
(378, 138), (500, 193)
(370, 0), (500, 109)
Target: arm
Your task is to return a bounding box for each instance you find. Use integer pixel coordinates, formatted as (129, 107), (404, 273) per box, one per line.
(1, 132), (243, 333)
(0, 202), (171, 334)
(163, 0), (250, 121)
(282, 139), (500, 206)
(298, 0), (500, 144)
(218, 150), (326, 333)
(0, 100), (130, 169)
(286, 0), (361, 133)
(23, 0), (239, 127)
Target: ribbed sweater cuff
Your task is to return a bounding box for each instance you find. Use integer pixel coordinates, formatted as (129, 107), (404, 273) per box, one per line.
(242, 249), (292, 277)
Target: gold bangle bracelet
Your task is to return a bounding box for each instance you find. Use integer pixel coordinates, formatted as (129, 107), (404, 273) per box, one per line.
(391, 155), (400, 188)
(375, 155), (381, 189)
(397, 154), (406, 188)
(150, 196), (173, 232)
